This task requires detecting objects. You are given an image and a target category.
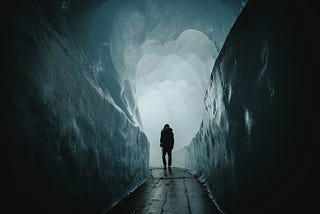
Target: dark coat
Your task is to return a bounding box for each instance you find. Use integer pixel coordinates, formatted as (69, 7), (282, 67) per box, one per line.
(160, 127), (174, 149)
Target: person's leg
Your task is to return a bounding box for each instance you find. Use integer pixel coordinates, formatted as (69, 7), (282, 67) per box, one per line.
(168, 149), (172, 168)
(162, 148), (167, 169)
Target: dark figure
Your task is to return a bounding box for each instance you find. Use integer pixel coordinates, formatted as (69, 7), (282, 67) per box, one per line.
(160, 124), (174, 170)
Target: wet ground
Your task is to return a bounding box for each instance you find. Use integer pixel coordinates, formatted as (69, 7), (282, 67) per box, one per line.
(106, 167), (220, 214)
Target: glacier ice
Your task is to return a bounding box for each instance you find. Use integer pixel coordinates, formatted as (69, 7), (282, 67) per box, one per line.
(1, 0), (249, 213)
(2, 1), (150, 213)
(175, 0), (318, 213)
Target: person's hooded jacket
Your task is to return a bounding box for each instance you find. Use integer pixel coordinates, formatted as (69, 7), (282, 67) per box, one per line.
(160, 127), (174, 149)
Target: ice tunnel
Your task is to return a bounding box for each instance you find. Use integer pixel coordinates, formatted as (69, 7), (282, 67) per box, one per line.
(1, 0), (318, 213)
(88, 0), (234, 167)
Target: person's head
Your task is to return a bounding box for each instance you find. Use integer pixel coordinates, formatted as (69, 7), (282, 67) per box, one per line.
(164, 124), (170, 128)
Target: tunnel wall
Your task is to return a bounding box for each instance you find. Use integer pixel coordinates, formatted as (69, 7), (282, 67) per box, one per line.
(179, 0), (318, 213)
(1, 1), (149, 213)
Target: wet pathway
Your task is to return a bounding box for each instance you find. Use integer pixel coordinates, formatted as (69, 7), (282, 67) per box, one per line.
(106, 167), (220, 214)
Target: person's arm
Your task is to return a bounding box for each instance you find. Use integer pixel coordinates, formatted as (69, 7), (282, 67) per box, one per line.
(160, 131), (163, 147)
(171, 132), (174, 148)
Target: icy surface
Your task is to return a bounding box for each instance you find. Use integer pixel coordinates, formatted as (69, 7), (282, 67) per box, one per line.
(2, 0), (249, 213)
(2, 1), (149, 213)
(175, 1), (318, 213)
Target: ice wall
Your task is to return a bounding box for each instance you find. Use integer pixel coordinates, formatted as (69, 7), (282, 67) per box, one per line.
(177, 1), (318, 213)
(1, 1), (149, 213)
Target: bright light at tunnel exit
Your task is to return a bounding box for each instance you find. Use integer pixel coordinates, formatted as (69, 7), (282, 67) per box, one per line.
(135, 29), (217, 167)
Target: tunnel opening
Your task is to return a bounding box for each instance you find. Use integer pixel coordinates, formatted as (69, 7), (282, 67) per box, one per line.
(88, 0), (240, 167)
(135, 29), (216, 166)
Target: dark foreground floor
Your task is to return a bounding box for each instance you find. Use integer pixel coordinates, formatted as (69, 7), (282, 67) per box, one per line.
(106, 167), (220, 214)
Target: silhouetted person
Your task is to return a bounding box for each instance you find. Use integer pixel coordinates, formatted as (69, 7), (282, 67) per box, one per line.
(160, 124), (174, 170)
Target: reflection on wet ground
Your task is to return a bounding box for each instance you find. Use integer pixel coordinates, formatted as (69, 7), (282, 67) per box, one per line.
(106, 167), (220, 214)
